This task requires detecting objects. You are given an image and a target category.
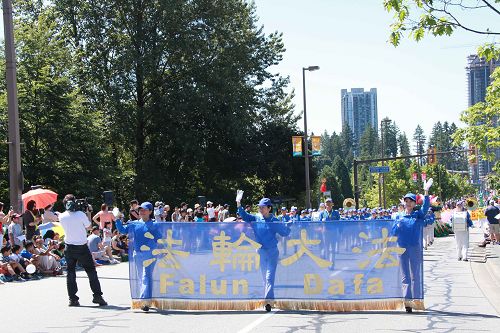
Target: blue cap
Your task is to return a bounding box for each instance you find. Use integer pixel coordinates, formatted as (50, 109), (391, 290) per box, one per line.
(301, 210), (306, 214)
(140, 202), (153, 211)
(403, 193), (416, 202)
(258, 198), (272, 207)
(281, 207), (287, 211)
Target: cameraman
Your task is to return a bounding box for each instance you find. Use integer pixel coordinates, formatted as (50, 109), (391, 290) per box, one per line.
(59, 194), (107, 307)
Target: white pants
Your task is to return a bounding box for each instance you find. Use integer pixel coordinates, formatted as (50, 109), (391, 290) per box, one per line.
(429, 223), (435, 243)
(423, 225), (433, 248)
(454, 230), (469, 260)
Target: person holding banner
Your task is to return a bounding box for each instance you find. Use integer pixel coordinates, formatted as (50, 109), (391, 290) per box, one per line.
(116, 202), (162, 312)
(451, 201), (473, 261)
(236, 192), (291, 312)
(392, 178), (433, 313)
(319, 198), (339, 270)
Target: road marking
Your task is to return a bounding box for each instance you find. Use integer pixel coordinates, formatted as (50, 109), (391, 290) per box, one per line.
(237, 309), (278, 333)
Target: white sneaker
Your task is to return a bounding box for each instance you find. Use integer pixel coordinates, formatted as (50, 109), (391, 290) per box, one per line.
(112, 259), (120, 264)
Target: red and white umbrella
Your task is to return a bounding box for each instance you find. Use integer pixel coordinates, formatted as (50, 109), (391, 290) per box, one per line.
(22, 188), (58, 210)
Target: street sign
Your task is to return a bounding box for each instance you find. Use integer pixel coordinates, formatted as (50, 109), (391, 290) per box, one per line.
(369, 166), (390, 174)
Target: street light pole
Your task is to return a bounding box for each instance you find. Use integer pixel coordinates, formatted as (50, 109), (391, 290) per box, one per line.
(302, 66), (319, 210)
(3, 0), (23, 212)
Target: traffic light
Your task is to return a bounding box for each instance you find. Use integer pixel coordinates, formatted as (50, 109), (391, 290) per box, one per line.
(469, 144), (477, 165)
(427, 147), (437, 164)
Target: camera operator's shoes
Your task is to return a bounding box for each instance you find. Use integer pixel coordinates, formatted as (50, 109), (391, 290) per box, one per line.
(92, 296), (108, 306)
(68, 299), (80, 307)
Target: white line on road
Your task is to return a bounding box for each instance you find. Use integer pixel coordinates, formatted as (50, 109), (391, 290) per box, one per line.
(237, 310), (279, 333)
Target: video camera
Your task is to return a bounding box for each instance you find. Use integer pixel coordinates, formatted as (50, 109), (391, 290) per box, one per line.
(75, 198), (93, 213)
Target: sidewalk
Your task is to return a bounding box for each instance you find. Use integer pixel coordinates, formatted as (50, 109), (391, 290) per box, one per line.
(469, 228), (500, 315)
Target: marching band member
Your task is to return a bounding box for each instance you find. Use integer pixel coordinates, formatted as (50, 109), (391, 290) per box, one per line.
(451, 201), (473, 261)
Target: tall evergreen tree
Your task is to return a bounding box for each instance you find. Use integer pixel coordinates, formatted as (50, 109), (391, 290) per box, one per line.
(413, 125), (426, 165)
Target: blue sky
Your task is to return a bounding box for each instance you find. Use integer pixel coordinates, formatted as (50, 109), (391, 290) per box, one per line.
(1, 1), (498, 143)
(254, 0), (499, 141)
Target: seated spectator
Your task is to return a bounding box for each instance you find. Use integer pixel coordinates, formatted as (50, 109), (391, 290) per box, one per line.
(9, 244), (30, 269)
(87, 226), (119, 265)
(111, 233), (128, 261)
(52, 242), (66, 268)
(21, 241), (42, 272)
(43, 229), (57, 246)
(1, 245), (28, 281)
(33, 236), (62, 275)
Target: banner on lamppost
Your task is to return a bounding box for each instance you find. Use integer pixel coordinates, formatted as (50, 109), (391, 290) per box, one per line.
(292, 136), (303, 157)
(311, 136), (321, 156)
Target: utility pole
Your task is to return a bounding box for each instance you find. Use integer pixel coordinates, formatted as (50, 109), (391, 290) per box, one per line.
(3, 0), (23, 212)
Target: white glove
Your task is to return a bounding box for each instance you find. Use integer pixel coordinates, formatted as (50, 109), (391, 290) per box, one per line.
(236, 190), (244, 203)
(423, 178), (433, 191)
(112, 207), (123, 219)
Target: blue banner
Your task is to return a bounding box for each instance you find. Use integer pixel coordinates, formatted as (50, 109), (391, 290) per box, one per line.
(127, 220), (423, 310)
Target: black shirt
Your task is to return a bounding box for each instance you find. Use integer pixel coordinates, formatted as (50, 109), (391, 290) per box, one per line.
(23, 210), (36, 239)
(485, 206), (500, 224)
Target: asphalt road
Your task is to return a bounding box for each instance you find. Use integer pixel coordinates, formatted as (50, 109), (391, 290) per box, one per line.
(1, 230), (499, 333)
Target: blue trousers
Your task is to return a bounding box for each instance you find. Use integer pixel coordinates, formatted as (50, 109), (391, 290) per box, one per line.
(400, 245), (423, 299)
(134, 252), (156, 299)
(258, 247), (279, 301)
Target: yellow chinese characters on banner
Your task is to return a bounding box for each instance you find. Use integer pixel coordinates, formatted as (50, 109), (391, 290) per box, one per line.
(311, 136), (321, 156)
(292, 136), (303, 157)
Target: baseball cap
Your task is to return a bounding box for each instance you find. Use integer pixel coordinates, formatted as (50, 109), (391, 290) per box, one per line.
(258, 198), (272, 207)
(403, 193), (416, 202)
(325, 198), (333, 203)
(139, 202), (153, 211)
(281, 207), (287, 211)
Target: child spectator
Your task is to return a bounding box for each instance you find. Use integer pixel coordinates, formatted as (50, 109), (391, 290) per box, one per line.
(1, 246), (28, 281)
(102, 222), (112, 248)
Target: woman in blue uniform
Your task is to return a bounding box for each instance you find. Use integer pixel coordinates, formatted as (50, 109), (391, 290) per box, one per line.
(116, 202), (162, 312)
(392, 179), (433, 313)
(236, 196), (291, 312)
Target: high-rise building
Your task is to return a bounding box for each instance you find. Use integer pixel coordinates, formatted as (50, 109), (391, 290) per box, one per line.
(341, 88), (378, 155)
(466, 55), (499, 187)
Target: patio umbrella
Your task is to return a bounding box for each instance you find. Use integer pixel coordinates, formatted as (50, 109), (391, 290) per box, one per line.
(22, 188), (58, 210)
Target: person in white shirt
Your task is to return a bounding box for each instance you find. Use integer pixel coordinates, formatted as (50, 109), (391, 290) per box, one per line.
(206, 201), (216, 222)
(59, 194), (107, 307)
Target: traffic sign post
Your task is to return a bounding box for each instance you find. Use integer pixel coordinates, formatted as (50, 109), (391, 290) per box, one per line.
(369, 166), (390, 174)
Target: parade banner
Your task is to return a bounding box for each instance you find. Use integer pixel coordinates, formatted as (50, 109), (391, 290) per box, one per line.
(311, 136), (321, 156)
(127, 221), (424, 311)
(292, 136), (303, 157)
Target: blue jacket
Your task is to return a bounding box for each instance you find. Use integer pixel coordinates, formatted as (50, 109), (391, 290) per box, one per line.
(116, 219), (163, 253)
(392, 196), (430, 247)
(319, 209), (340, 221)
(238, 206), (291, 249)
(425, 212), (435, 226)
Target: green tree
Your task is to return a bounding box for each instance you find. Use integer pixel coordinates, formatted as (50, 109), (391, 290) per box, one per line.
(384, 0), (500, 47)
(0, 2), (110, 202)
(51, 0), (301, 204)
(413, 125), (426, 164)
(453, 67), (500, 190)
(333, 156), (353, 200)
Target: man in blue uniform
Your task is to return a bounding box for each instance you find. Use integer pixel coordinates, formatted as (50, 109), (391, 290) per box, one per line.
(392, 178), (433, 313)
(236, 196), (291, 312)
(116, 202), (162, 312)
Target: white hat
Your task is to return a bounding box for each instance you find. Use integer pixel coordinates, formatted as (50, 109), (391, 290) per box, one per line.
(207, 201), (213, 205)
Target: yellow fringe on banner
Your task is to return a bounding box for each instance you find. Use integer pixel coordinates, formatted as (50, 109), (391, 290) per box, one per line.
(131, 299), (425, 312)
